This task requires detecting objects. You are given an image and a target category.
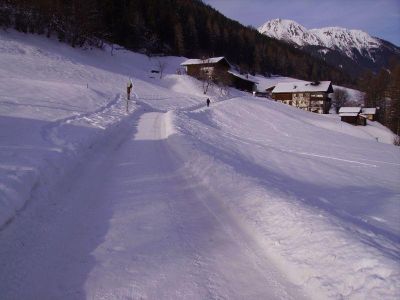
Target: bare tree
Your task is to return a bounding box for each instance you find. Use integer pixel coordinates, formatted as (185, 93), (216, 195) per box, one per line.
(197, 58), (214, 94)
(214, 68), (232, 96)
(199, 68), (213, 94)
(156, 59), (167, 79)
(393, 135), (400, 146)
(332, 88), (349, 113)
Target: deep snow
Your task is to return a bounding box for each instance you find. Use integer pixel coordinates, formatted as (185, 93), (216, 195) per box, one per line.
(0, 30), (399, 299)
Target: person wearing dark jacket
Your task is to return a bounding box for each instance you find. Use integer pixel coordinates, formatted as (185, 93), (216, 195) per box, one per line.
(127, 79), (133, 100)
(206, 98), (210, 107)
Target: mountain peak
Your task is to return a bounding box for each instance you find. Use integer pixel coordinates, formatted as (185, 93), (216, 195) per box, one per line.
(258, 19), (321, 47)
(258, 19), (400, 77)
(258, 19), (382, 59)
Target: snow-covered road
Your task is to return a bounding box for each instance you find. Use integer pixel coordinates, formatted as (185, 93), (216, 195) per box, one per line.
(0, 110), (305, 299)
(1, 31), (398, 299)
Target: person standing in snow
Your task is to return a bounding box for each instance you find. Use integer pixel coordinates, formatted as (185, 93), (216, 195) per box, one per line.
(126, 79), (133, 113)
(127, 79), (133, 100)
(206, 98), (210, 107)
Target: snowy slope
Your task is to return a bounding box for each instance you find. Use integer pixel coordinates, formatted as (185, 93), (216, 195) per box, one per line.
(171, 98), (400, 299)
(0, 30), (214, 228)
(0, 31), (399, 299)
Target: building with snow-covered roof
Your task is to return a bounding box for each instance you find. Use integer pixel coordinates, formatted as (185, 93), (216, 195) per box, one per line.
(271, 81), (333, 114)
(180, 56), (256, 92)
(181, 57), (231, 79)
(227, 70), (258, 92)
(338, 107), (366, 126)
(361, 107), (377, 121)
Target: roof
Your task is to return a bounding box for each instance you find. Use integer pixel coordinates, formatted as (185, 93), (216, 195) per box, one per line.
(228, 70), (258, 84)
(271, 81), (333, 93)
(340, 113), (359, 117)
(361, 108), (376, 115)
(181, 57), (228, 66)
(338, 107), (361, 114)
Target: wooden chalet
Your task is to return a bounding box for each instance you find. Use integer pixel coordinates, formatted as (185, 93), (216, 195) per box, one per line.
(271, 81), (333, 114)
(181, 57), (230, 78)
(181, 56), (257, 92)
(338, 107), (367, 126)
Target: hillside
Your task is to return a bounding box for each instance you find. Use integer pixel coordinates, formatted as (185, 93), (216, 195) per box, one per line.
(0, 0), (351, 84)
(0, 30), (399, 299)
(259, 19), (400, 77)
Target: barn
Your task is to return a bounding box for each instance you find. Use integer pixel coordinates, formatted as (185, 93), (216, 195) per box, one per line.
(181, 57), (231, 78)
(181, 57), (257, 92)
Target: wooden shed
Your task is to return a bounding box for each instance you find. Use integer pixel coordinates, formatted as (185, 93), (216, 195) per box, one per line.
(227, 70), (257, 92)
(361, 108), (377, 121)
(338, 107), (366, 126)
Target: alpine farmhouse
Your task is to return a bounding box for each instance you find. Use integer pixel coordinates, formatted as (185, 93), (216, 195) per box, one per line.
(271, 81), (334, 114)
(181, 56), (257, 92)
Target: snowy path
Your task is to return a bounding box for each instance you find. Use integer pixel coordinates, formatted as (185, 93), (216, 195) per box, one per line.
(0, 110), (305, 299)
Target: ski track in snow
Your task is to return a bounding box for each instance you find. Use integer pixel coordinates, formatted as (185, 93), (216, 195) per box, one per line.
(0, 30), (399, 300)
(0, 109), (305, 299)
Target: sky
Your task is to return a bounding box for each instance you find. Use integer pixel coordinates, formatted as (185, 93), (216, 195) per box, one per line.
(202, 0), (400, 46)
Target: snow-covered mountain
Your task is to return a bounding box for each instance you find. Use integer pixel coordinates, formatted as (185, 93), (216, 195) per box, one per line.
(259, 19), (400, 76)
(258, 19), (322, 47)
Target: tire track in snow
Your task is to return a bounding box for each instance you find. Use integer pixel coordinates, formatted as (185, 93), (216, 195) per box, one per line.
(41, 92), (122, 150)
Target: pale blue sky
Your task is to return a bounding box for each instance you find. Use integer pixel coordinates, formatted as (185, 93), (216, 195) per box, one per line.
(202, 0), (400, 46)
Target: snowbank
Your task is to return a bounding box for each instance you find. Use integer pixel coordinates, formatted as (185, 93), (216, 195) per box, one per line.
(167, 97), (400, 299)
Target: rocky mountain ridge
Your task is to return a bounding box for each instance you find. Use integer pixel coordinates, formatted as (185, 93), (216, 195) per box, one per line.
(258, 19), (399, 76)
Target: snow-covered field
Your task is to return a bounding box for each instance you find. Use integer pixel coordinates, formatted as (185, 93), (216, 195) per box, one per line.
(0, 30), (399, 299)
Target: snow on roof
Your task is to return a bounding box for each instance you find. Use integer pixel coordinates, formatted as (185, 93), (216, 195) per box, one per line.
(272, 81), (332, 93)
(339, 107), (361, 114)
(339, 113), (359, 117)
(228, 70), (258, 84)
(181, 57), (227, 66)
(362, 108), (376, 115)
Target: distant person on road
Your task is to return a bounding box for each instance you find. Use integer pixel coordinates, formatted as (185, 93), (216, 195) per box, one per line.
(206, 98), (210, 107)
(127, 79), (133, 100)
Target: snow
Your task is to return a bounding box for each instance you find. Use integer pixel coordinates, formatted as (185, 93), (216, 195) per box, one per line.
(258, 18), (322, 47)
(362, 107), (377, 115)
(272, 81), (332, 93)
(181, 56), (227, 65)
(310, 27), (381, 59)
(0, 30), (399, 299)
(228, 70), (258, 83)
(339, 112), (359, 117)
(339, 107), (362, 113)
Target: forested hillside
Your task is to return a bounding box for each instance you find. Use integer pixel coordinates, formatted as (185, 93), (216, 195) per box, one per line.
(359, 64), (400, 137)
(0, 0), (352, 84)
